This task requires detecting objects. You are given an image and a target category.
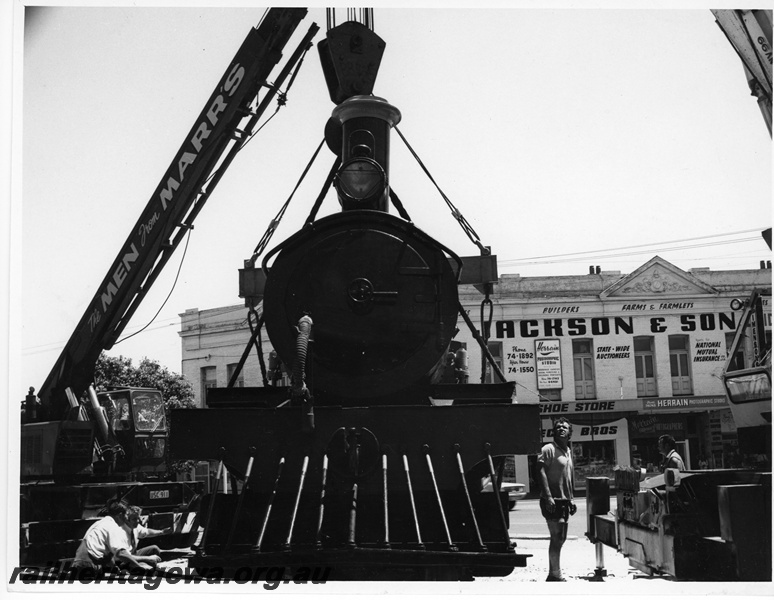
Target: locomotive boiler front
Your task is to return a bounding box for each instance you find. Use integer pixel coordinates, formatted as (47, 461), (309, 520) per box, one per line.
(262, 210), (459, 403)
(263, 92), (459, 404)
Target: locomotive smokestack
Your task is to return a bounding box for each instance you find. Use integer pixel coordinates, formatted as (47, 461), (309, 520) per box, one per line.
(328, 96), (401, 212)
(319, 19), (399, 212)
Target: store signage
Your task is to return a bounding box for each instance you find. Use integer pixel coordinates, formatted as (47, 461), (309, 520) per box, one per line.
(535, 339), (562, 388)
(629, 414), (686, 437)
(494, 313), (737, 339)
(693, 338), (726, 362)
(539, 399), (643, 414)
(641, 396), (727, 411)
(538, 395), (728, 415)
(542, 418), (626, 441)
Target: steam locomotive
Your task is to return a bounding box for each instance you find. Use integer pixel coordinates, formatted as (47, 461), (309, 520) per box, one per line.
(170, 12), (540, 581)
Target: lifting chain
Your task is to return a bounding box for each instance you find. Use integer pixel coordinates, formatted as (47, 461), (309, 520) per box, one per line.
(247, 306), (269, 386)
(479, 289), (494, 384)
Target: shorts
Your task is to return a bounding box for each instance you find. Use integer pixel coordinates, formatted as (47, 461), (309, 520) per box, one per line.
(540, 498), (572, 522)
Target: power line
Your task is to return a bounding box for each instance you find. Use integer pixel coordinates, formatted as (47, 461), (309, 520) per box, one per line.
(500, 233), (766, 266)
(22, 304), (253, 356)
(499, 228), (766, 264)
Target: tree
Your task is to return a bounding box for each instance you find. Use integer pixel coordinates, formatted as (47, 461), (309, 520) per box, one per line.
(94, 352), (196, 474)
(94, 352), (196, 413)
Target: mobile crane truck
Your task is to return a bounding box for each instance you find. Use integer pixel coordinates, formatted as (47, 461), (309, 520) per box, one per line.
(19, 8), (317, 566)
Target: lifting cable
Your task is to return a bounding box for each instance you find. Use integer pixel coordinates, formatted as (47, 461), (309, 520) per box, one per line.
(394, 126), (488, 256)
(248, 138), (327, 266)
(240, 133), (328, 382)
(304, 156), (342, 227)
(394, 126), (499, 382)
(115, 227), (193, 346)
(326, 8), (374, 32)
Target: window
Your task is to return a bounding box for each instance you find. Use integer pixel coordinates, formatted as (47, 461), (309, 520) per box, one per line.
(132, 390), (166, 432)
(484, 342), (503, 384)
(539, 388), (562, 401)
(227, 363), (245, 387)
(634, 336), (657, 397)
(725, 332), (746, 372)
(200, 366), (217, 407)
(572, 339), (596, 399)
(669, 335), (693, 395)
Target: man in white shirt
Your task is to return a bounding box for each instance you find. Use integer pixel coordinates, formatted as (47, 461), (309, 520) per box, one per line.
(658, 435), (686, 472)
(71, 500), (155, 575)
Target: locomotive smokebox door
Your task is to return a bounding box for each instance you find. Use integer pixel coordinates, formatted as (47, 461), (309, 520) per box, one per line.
(263, 211), (459, 403)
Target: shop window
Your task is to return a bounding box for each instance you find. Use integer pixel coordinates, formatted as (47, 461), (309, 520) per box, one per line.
(571, 440), (617, 490)
(539, 388), (562, 401)
(200, 366), (217, 406)
(669, 335), (693, 395)
(484, 341), (503, 384)
(572, 339), (596, 399)
(226, 363), (245, 387)
(634, 336), (657, 397)
(724, 332), (746, 371)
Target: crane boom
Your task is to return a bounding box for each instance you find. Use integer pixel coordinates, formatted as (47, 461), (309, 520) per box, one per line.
(712, 9), (773, 136)
(37, 8), (310, 419)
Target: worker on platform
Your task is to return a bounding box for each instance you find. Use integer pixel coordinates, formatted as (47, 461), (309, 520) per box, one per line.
(537, 416), (577, 582)
(71, 500), (155, 575)
(120, 505), (173, 567)
(658, 434), (686, 472)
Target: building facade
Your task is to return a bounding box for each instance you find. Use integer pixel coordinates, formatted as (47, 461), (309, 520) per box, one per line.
(179, 256), (771, 494)
(457, 256), (770, 493)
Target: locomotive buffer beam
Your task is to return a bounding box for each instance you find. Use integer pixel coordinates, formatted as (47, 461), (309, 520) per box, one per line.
(187, 545), (531, 575)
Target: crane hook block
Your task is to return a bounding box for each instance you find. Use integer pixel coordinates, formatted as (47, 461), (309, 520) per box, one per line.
(318, 21), (386, 105)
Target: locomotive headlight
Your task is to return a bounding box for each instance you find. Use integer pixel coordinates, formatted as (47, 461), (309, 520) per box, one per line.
(335, 157), (387, 209)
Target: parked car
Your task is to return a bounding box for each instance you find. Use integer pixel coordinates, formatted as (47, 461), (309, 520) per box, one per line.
(481, 476), (527, 510)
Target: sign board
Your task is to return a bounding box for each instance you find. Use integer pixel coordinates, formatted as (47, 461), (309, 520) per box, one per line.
(629, 414), (686, 438)
(535, 339), (562, 389)
(641, 396), (727, 411)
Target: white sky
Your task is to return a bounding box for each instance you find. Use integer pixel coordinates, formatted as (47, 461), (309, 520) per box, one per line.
(8, 2), (773, 396)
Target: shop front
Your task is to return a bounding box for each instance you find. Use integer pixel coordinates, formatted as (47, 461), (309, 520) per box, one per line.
(637, 394), (731, 472)
(525, 398), (641, 494)
(628, 413), (689, 475)
(541, 416), (630, 492)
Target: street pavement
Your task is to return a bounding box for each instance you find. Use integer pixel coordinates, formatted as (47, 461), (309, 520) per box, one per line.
(493, 496), (644, 584)
(473, 497), (766, 596)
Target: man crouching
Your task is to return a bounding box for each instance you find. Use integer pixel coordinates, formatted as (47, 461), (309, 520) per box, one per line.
(71, 500), (157, 577)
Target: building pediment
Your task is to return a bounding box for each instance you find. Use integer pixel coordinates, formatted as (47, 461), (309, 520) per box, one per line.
(600, 256), (718, 298)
